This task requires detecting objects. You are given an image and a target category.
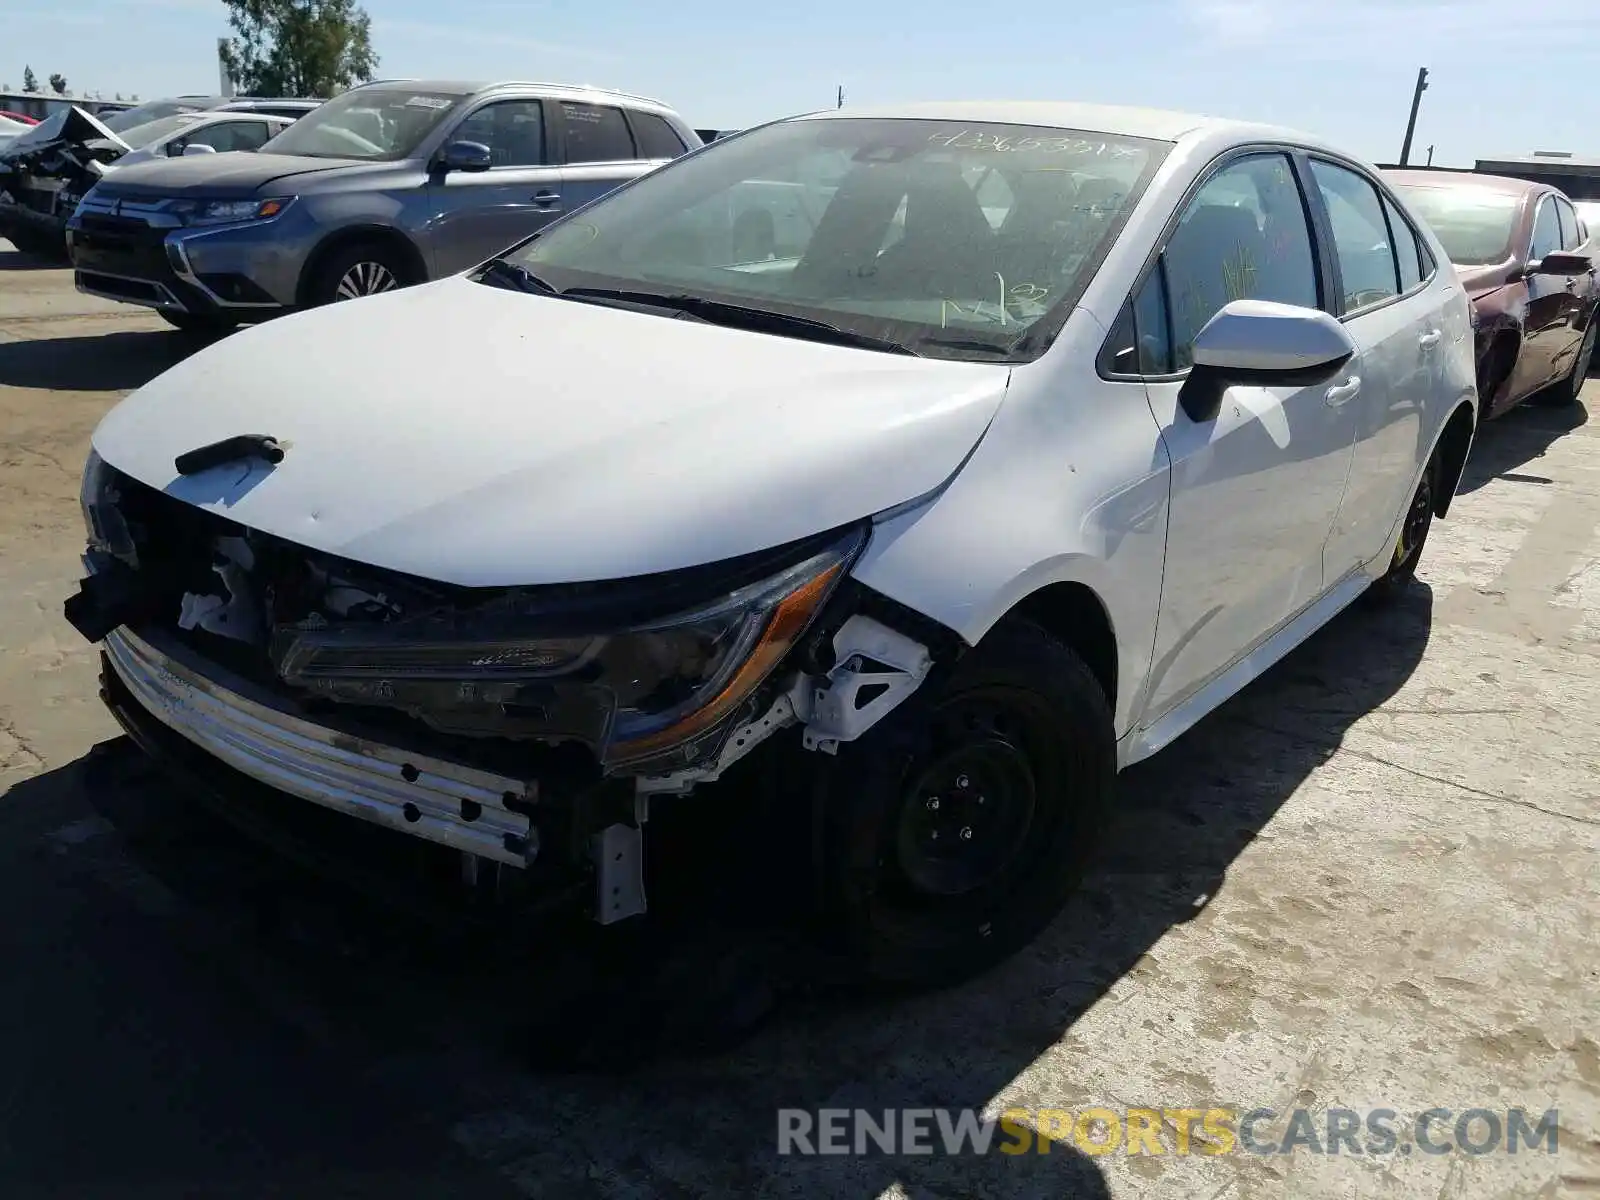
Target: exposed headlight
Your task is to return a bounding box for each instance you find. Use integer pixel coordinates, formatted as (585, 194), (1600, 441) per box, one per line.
(177, 196), (294, 227)
(274, 528), (866, 770)
(80, 448), (137, 563)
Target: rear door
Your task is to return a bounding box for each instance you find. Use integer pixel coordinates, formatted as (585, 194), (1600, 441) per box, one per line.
(426, 98), (563, 273)
(1306, 158), (1442, 578)
(554, 99), (652, 212)
(1554, 195), (1598, 376)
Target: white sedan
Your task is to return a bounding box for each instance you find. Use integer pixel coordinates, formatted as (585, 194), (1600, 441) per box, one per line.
(68, 101), (1477, 987)
(94, 109), (297, 173)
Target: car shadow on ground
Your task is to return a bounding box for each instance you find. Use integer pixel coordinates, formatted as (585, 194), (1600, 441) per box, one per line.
(1459, 385), (1592, 495)
(0, 586), (1435, 1197)
(0, 245), (64, 270)
(0, 329), (203, 391)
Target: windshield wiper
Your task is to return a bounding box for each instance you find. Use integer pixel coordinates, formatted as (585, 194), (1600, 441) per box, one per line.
(558, 288), (921, 355)
(914, 335), (1021, 359)
(477, 259), (556, 294)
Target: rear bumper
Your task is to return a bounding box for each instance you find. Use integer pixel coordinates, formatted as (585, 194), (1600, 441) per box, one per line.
(101, 625), (539, 868)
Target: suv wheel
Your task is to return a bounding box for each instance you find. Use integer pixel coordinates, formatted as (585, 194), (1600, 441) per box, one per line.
(817, 618), (1115, 989)
(310, 241), (408, 306)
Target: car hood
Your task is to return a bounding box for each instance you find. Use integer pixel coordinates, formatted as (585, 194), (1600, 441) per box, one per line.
(90, 277), (1011, 587)
(96, 150), (371, 196)
(0, 105), (130, 165)
(1453, 259), (1517, 299)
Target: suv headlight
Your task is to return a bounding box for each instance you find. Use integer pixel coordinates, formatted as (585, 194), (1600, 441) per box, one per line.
(177, 196), (294, 227)
(274, 527), (866, 771)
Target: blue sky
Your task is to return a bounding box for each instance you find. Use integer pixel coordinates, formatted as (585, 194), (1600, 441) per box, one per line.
(8, 0), (1600, 166)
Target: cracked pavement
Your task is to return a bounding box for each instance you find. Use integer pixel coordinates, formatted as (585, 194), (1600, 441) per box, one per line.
(0, 240), (1596, 1198)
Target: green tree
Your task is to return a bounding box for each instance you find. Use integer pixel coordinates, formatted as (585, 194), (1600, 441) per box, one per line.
(22, 66), (38, 93)
(48, 73), (67, 95)
(219, 0), (378, 97)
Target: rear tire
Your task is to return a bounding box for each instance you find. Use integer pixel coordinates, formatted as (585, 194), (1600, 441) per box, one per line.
(817, 618), (1115, 989)
(1366, 453), (1438, 603)
(307, 240), (409, 307)
(160, 311), (238, 336)
(8, 227), (64, 260)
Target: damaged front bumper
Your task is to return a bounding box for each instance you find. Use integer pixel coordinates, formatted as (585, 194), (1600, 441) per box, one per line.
(102, 623), (538, 868)
(67, 460), (944, 926)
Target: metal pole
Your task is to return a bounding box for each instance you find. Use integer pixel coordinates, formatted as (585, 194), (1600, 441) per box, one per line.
(1426, 145), (1434, 166)
(836, 85), (844, 109)
(1398, 67), (1428, 166)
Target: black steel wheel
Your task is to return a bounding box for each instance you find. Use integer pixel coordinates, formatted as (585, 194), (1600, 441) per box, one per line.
(1367, 455), (1438, 602)
(819, 618), (1115, 988)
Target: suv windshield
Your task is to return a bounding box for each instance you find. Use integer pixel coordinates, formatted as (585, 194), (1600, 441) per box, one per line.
(1391, 183), (1521, 266)
(261, 87), (465, 161)
(494, 117), (1170, 361)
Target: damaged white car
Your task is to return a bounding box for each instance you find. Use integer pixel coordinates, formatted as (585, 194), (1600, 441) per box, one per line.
(68, 101), (1478, 986)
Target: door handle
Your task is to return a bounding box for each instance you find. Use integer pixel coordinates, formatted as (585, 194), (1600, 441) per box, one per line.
(1324, 376), (1362, 407)
(1418, 329), (1443, 349)
(531, 190), (561, 208)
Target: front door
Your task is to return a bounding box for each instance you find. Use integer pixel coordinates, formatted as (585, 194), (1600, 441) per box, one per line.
(1137, 152), (1360, 722)
(427, 98), (565, 274)
(1511, 195), (1570, 398)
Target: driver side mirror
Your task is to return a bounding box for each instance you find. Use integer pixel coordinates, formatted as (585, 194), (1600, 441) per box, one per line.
(437, 140), (492, 173)
(1178, 299), (1357, 423)
(181, 142), (217, 157)
(1526, 251), (1593, 276)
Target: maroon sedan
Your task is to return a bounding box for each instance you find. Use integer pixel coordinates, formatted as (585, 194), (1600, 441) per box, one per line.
(1385, 170), (1597, 415)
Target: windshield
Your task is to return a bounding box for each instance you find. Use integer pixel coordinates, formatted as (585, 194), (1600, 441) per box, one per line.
(1392, 183), (1521, 266)
(495, 117), (1170, 361)
(114, 112), (207, 149)
(260, 87), (464, 161)
(102, 100), (209, 133)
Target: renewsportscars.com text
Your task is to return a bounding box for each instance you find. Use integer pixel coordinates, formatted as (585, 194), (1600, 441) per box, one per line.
(776, 1107), (1561, 1157)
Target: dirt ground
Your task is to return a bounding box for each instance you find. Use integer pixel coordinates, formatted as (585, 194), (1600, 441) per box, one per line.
(1, 239), (1596, 1199)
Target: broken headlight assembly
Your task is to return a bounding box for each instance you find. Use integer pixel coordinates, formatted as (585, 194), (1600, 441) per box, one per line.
(272, 527), (866, 773)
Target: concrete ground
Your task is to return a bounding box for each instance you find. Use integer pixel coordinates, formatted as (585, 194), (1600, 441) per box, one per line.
(0, 239), (1595, 1199)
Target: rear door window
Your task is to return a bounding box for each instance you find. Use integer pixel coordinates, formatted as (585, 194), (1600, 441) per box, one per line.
(1556, 197), (1582, 251)
(1381, 194), (1423, 292)
(560, 101), (637, 164)
(1309, 160), (1400, 314)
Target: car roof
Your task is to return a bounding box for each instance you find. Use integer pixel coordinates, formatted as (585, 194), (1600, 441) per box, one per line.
(791, 100), (1319, 147)
(350, 78), (678, 112)
(1384, 168), (1553, 197)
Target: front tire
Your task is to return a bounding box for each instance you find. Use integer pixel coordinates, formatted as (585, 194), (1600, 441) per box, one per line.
(307, 241), (408, 307)
(818, 618), (1115, 989)
(160, 310), (238, 336)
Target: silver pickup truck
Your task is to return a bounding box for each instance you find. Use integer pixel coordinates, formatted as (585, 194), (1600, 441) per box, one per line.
(65, 79), (700, 333)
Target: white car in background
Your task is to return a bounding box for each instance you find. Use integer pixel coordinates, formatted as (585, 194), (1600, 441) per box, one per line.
(91, 110), (299, 175)
(68, 101), (1478, 988)
(1576, 199), (1600, 244)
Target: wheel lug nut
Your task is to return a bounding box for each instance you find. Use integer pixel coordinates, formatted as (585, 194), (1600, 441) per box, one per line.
(960, 826), (973, 840)
(930, 830), (940, 840)
(926, 797), (940, 811)
(977, 795), (986, 805)
(956, 774), (970, 789)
